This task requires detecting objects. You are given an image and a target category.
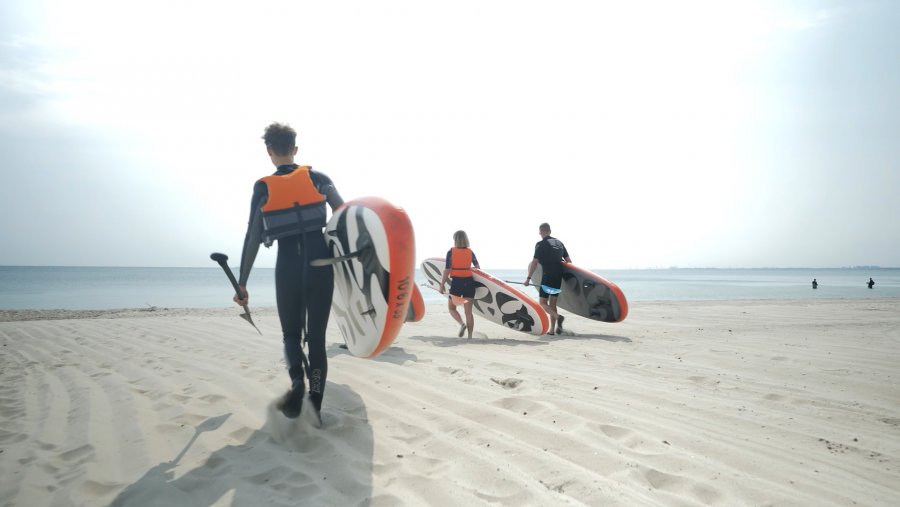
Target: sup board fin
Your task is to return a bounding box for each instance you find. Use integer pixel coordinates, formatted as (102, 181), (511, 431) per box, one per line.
(309, 247), (372, 267)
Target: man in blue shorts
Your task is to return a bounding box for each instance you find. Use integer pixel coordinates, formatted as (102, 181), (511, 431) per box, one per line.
(525, 223), (571, 335)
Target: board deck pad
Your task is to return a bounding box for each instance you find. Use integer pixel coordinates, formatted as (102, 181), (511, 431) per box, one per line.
(532, 263), (628, 323)
(422, 257), (548, 336)
(325, 197), (416, 357)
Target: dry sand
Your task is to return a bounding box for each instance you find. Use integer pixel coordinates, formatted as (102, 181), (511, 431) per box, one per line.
(1, 299), (899, 506)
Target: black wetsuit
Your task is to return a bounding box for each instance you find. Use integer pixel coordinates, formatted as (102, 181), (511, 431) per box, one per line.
(238, 164), (341, 412)
(533, 236), (569, 298)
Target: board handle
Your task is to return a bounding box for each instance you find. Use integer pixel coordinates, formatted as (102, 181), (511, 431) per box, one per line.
(309, 248), (367, 267)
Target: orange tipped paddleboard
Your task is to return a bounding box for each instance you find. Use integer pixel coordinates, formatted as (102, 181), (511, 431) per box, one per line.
(421, 257), (549, 336)
(532, 263), (628, 323)
(324, 197), (416, 357)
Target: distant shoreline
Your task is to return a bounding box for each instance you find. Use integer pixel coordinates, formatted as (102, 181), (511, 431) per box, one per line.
(4, 297), (899, 322)
(0, 306), (279, 322)
(3, 266), (897, 311)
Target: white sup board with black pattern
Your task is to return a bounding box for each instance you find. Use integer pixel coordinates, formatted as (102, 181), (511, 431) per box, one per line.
(421, 257), (549, 336)
(325, 197), (416, 357)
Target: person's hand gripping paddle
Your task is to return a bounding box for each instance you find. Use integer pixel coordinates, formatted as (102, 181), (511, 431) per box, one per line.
(210, 252), (262, 334)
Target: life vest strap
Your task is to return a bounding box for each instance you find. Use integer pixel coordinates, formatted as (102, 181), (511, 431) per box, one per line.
(261, 201), (327, 246)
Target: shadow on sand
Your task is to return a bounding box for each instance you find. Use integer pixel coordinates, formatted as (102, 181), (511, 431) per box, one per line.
(110, 382), (373, 507)
(408, 334), (547, 348)
(329, 343), (418, 365)
(539, 331), (632, 343)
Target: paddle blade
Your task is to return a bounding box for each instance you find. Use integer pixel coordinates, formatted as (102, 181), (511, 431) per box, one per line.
(240, 312), (262, 335)
(210, 252), (229, 264)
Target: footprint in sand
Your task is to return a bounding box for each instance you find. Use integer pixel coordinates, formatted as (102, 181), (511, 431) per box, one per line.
(0, 430), (27, 445)
(227, 426), (255, 441)
(644, 468), (682, 489)
(490, 377), (523, 389)
(199, 394), (227, 404)
(687, 376), (720, 387)
(638, 467), (723, 504)
(598, 424), (631, 440)
(490, 397), (545, 416)
(82, 480), (124, 496)
(58, 444), (95, 463)
(598, 424), (669, 454)
(389, 424), (431, 446)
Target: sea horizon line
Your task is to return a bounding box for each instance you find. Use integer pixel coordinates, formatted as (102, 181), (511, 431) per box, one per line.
(1, 264), (897, 271)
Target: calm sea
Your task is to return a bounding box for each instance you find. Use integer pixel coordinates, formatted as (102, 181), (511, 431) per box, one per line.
(1, 266), (897, 310)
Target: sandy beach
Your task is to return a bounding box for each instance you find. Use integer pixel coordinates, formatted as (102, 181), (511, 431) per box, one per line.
(1, 298), (899, 506)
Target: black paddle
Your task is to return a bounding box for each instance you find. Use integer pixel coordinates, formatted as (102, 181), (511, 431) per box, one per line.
(210, 252), (262, 335)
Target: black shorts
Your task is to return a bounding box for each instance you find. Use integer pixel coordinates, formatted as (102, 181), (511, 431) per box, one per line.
(449, 276), (476, 298)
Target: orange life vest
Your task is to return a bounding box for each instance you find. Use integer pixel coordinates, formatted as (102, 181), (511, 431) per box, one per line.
(258, 166), (327, 246)
(449, 247), (474, 278)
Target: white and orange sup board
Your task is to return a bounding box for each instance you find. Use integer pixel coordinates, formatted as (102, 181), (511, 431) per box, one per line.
(532, 263), (628, 323)
(321, 197), (416, 357)
(421, 257), (549, 336)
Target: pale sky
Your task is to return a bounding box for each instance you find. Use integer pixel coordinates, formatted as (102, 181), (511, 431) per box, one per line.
(1, 0), (898, 269)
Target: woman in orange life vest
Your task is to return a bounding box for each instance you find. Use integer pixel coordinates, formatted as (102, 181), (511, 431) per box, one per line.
(234, 122), (344, 422)
(439, 230), (481, 339)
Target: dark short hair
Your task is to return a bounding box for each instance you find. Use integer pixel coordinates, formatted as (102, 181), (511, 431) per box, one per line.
(539, 223), (551, 233)
(262, 123), (296, 156)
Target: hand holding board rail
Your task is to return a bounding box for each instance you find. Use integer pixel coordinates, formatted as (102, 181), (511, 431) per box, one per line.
(322, 197), (416, 358)
(422, 257), (549, 335)
(532, 263), (628, 323)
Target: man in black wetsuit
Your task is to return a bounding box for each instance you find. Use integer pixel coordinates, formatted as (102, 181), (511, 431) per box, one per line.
(525, 223), (571, 335)
(234, 122), (344, 421)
